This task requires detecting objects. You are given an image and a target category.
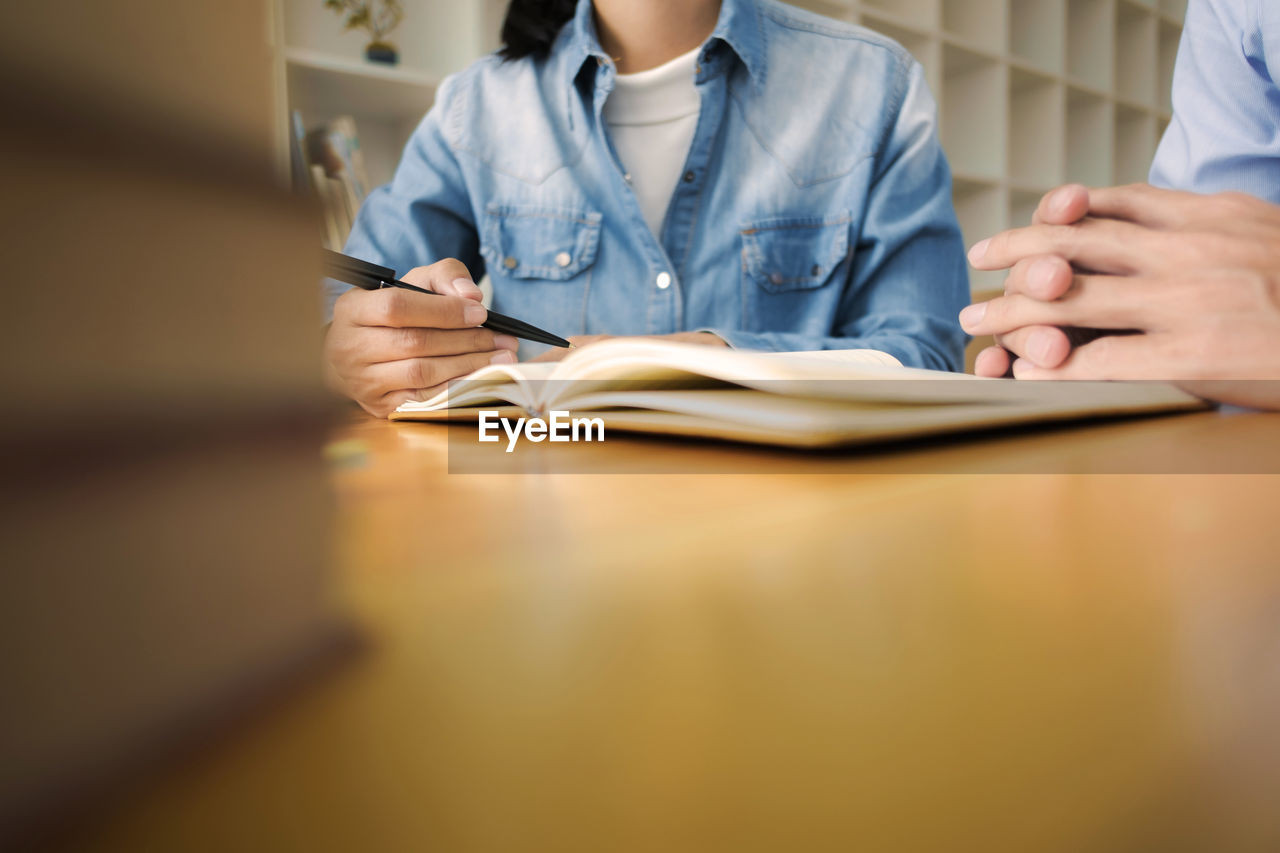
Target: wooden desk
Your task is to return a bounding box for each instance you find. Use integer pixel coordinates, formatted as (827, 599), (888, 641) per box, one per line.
(76, 410), (1280, 852)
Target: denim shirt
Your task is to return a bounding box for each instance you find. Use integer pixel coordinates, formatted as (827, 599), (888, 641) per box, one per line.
(332, 0), (970, 369)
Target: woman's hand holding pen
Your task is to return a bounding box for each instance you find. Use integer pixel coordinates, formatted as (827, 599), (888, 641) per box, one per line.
(324, 258), (519, 418)
(959, 183), (1280, 409)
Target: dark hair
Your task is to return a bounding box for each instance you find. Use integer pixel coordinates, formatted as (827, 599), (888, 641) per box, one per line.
(498, 0), (578, 61)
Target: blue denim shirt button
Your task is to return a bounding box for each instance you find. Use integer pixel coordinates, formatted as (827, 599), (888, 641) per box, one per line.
(769, 272), (784, 286)
(656, 272), (672, 290)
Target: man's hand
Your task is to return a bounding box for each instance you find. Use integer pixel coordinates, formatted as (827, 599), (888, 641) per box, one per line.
(964, 184), (1091, 379)
(325, 259), (518, 418)
(528, 331), (729, 363)
(959, 183), (1280, 408)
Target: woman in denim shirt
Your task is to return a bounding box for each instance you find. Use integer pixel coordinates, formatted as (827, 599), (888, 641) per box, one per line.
(326, 0), (969, 417)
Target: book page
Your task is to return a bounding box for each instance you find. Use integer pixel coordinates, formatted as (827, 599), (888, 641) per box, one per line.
(398, 340), (913, 414)
(545, 339), (914, 385)
(762, 349), (903, 368)
(531, 339), (971, 409)
(394, 337), (1201, 417)
(564, 388), (1205, 448)
(399, 361), (559, 411)
(536, 339), (1200, 411)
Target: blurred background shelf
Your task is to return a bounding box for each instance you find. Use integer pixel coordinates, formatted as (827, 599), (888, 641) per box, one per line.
(271, 0), (1184, 296)
(283, 48), (439, 186)
(1009, 68), (1065, 190)
(285, 48), (440, 119)
(270, 0), (504, 187)
(1116, 0), (1158, 107)
(785, 0), (1182, 298)
(1010, 0), (1065, 74)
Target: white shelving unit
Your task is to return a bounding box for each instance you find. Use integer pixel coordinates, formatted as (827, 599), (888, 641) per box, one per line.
(270, 0), (505, 186)
(271, 0), (1183, 297)
(786, 0), (1183, 296)
(283, 47), (440, 186)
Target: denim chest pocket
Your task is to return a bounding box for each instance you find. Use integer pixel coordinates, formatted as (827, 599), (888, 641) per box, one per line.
(481, 205), (602, 281)
(741, 213), (852, 292)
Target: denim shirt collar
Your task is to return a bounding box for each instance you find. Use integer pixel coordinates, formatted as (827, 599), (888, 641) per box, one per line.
(557, 0), (766, 92)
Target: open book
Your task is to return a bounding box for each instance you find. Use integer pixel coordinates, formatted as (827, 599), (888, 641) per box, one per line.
(391, 339), (1207, 448)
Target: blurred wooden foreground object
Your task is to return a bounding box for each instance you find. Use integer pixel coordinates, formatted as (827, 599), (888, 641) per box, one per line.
(0, 0), (348, 842)
(73, 411), (1280, 852)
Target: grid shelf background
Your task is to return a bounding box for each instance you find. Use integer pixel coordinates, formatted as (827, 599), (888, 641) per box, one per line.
(786, 0), (1184, 299)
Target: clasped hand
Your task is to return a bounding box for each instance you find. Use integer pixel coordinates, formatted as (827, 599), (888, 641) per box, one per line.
(960, 183), (1280, 409)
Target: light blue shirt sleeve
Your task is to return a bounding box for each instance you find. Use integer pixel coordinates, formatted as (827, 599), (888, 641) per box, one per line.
(1150, 0), (1280, 201)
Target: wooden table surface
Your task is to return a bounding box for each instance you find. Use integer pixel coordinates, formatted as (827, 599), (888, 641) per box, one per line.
(76, 409), (1280, 852)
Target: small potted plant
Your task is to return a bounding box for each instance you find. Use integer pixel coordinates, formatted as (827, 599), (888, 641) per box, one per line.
(323, 0), (405, 65)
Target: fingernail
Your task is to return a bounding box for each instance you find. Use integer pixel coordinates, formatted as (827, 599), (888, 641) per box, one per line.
(1051, 187), (1072, 215)
(1029, 257), (1059, 290)
(1012, 358), (1042, 381)
(464, 304), (487, 325)
(493, 334), (518, 350)
(453, 277), (480, 295)
(1028, 329), (1054, 364)
(967, 239), (990, 264)
(959, 302), (987, 330)
(490, 350), (516, 364)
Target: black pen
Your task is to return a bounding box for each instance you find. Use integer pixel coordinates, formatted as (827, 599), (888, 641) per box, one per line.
(323, 249), (572, 349)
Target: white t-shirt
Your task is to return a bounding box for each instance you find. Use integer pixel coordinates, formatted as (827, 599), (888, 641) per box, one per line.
(602, 47), (702, 239)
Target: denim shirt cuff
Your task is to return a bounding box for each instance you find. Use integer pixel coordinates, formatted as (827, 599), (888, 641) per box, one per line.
(696, 328), (916, 368)
(696, 328), (804, 352)
(696, 328), (761, 350)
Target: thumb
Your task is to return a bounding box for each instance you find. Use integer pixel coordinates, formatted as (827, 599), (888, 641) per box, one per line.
(450, 277), (485, 302)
